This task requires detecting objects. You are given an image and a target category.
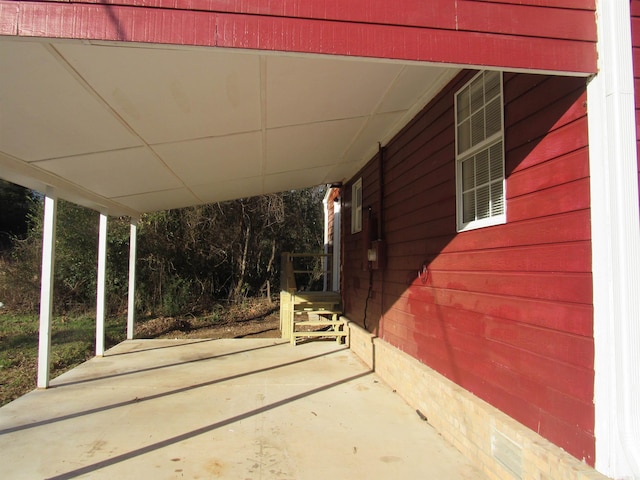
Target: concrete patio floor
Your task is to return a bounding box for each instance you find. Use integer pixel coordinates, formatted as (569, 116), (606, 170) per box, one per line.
(0, 339), (486, 479)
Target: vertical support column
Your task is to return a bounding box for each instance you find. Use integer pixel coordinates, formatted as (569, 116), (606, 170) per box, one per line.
(95, 212), (107, 357)
(588, 1), (640, 478)
(332, 201), (341, 292)
(127, 218), (138, 340)
(37, 189), (57, 389)
(323, 193), (330, 292)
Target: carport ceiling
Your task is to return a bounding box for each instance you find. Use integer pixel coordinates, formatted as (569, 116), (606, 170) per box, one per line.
(0, 37), (458, 216)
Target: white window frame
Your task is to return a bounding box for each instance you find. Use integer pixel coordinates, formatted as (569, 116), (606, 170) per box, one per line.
(455, 70), (506, 232)
(351, 178), (363, 233)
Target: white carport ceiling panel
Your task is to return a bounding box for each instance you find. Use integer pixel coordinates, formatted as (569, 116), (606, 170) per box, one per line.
(190, 176), (264, 204)
(266, 55), (405, 128)
(264, 166), (335, 194)
(36, 147), (182, 199)
(0, 35), (461, 215)
(113, 188), (200, 213)
(376, 64), (449, 112)
(55, 43), (263, 144)
(153, 131), (262, 185)
(0, 41), (141, 161)
(266, 117), (367, 175)
(342, 111), (404, 163)
(324, 163), (359, 184)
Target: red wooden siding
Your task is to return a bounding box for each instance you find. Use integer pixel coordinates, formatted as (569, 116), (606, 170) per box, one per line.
(324, 187), (340, 292)
(0, 0), (597, 74)
(326, 187), (340, 247)
(343, 157), (384, 331)
(342, 72), (595, 463)
(632, 0), (640, 207)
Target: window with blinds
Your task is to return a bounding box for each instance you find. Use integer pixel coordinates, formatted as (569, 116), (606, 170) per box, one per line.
(455, 71), (506, 232)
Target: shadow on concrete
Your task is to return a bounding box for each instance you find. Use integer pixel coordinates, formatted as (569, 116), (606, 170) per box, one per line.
(53, 340), (289, 387)
(0, 346), (347, 436)
(104, 337), (224, 356)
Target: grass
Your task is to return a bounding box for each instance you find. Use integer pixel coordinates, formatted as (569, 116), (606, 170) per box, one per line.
(0, 312), (126, 406)
(0, 298), (278, 407)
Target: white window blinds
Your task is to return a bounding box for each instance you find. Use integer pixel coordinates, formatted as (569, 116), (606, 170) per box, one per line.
(455, 71), (505, 231)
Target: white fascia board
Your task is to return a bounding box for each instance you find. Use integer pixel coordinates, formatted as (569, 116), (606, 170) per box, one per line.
(0, 151), (140, 217)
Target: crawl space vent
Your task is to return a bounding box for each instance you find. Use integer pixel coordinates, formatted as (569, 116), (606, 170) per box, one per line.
(491, 429), (523, 479)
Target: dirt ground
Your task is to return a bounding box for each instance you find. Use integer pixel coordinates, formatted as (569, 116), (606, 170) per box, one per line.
(133, 302), (282, 340)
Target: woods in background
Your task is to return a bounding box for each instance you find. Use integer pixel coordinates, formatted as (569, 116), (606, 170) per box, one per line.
(0, 180), (325, 316)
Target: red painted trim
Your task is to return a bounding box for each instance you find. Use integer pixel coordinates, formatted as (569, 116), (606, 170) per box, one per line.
(482, 0), (594, 8)
(0, 0), (18, 36)
(63, 0), (459, 30)
(16, 2), (218, 46)
(632, 1), (640, 208)
(1, 0), (597, 74)
(42, 0), (597, 29)
(457, 1), (596, 42)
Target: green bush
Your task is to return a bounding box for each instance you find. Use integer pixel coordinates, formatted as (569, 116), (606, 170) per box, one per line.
(0, 185), (324, 317)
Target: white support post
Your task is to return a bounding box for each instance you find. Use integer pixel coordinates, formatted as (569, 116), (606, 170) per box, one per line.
(96, 212), (107, 357)
(323, 193), (330, 291)
(588, 1), (640, 478)
(37, 189), (57, 389)
(332, 201), (341, 292)
(127, 219), (137, 340)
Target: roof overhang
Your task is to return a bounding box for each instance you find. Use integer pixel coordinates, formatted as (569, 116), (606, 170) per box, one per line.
(0, 1), (596, 216)
(1, 36), (460, 215)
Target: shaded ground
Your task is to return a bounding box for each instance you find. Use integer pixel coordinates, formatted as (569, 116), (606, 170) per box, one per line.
(135, 310), (281, 340)
(0, 300), (281, 406)
(0, 313), (127, 406)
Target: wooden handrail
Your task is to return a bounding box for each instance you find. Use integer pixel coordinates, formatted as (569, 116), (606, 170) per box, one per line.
(281, 252), (297, 293)
(280, 251), (332, 293)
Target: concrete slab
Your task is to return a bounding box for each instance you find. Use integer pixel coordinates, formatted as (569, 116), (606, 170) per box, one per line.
(0, 339), (486, 479)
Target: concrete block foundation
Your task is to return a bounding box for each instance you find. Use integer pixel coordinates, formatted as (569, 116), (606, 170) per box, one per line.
(347, 322), (610, 480)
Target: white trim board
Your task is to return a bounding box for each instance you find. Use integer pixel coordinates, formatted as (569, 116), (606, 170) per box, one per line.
(588, 1), (640, 478)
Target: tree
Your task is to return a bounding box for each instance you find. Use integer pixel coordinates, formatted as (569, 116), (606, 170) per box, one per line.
(0, 180), (31, 250)
(0, 186), (326, 316)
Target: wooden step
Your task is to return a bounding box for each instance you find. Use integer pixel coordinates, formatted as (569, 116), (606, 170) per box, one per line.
(291, 319), (348, 345)
(294, 301), (340, 308)
(291, 330), (349, 345)
(293, 305), (342, 314)
(282, 289), (346, 345)
(293, 292), (341, 302)
(293, 331), (348, 338)
(293, 320), (345, 326)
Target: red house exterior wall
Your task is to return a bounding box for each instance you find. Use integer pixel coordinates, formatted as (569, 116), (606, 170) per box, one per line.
(326, 188), (340, 247)
(632, 0), (640, 205)
(324, 187), (340, 292)
(0, 0), (597, 74)
(342, 72), (595, 463)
